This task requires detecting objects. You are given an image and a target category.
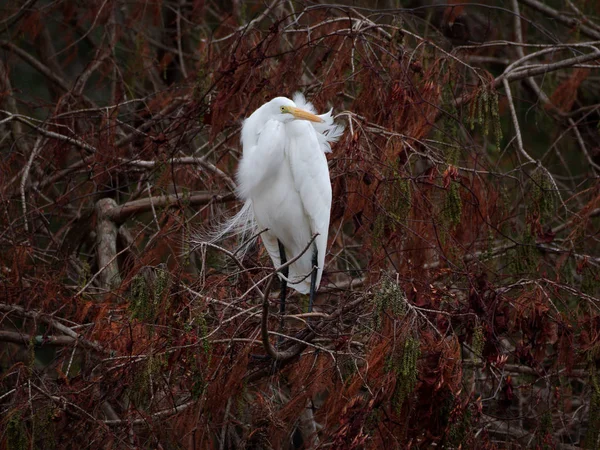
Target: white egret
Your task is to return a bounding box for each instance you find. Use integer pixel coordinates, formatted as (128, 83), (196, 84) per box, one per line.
(214, 93), (344, 314)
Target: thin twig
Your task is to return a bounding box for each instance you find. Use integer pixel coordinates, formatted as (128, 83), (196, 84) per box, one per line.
(502, 78), (535, 164)
(20, 137), (43, 232)
(0, 303), (108, 354)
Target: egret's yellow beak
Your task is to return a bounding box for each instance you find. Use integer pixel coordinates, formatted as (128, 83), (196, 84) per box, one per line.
(286, 106), (323, 123)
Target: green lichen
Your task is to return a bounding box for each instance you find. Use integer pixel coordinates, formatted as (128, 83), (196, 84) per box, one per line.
(478, 88), (490, 136)
(373, 277), (407, 330)
(196, 312), (211, 357)
(130, 354), (166, 409)
(390, 178), (411, 225)
(447, 404), (472, 446)
(373, 176), (412, 249)
(536, 410), (554, 449)
(191, 368), (206, 400)
(512, 229), (538, 275)
(372, 211), (386, 249)
(7, 411), (28, 450)
(386, 337), (421, 413)
(585, 352), (600, 448)
(154, 268), (170, 307)
(33, 407), (56, 450)
(182, 221), (191, 267)
(482, 229), (495, 262)
(469, 84), (503, 150)
(338, 355), (358, 381)
(561, 258), (576, 288)
(491, 88), (503, 150)
(582, 265), (600, 297)
(446, 144), (459, 167)
(531, 169), (558, 222)
(79, 261), (90, 290)
(129, 274), (153, 321)
(194, 65), (210, 102)
(471, 324), (485, 357)
(129, 268), (170, 323)
(443, 182), (462, 229)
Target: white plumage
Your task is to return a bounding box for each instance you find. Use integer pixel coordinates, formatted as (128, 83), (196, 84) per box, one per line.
(232, 93), (344, 294)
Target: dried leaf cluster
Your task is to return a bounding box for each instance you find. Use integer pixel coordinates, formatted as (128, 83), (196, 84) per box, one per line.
(1, 0), (600, 448)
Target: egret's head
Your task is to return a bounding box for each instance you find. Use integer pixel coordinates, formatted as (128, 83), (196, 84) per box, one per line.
(269, 97), (323, 123)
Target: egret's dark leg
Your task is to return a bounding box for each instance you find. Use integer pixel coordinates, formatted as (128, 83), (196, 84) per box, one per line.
(278, 240), (288, 333)
(308, 247), (318, 313)
(249, 242), (287, 360)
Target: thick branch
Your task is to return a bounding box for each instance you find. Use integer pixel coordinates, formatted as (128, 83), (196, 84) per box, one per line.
(105, 191), (235, 224)
(103, 399), (197, 425)
(123, 157), (237, 191)
(0, 0), (38, 29)
(504, 51), (600, 82)
(0, 330), (76, 347)
(0, 40), (72, 93)
(0, 60), (26, 154)
(518, 0), (600, 41)
(0, 303), (107, 354)
(0, 113), (97, 153)
(95, 198), (121, 290)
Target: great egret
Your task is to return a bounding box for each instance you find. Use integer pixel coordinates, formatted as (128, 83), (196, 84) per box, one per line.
(213, 93), (344, 314)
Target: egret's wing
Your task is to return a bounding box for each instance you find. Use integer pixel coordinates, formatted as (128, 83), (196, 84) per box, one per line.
(286, 122), (332, 290)
(237, 120), (285, 200)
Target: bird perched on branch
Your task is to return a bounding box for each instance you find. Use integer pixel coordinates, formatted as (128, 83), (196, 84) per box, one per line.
(209, 93), (344, 314)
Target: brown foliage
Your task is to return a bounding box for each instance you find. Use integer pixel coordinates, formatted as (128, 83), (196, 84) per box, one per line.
(548, 68), (590, 113)
(1, 1), (599, 449)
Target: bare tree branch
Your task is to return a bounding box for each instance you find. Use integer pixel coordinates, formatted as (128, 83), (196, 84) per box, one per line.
(105, 191), (235, 224)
